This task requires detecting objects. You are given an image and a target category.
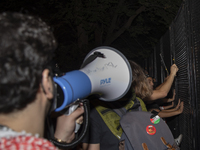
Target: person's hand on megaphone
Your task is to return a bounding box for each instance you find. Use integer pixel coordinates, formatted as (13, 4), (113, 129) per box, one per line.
(54, 103), (84, 143)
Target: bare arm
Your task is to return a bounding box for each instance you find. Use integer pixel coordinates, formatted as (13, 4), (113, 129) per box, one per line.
(155, 76), (169, 90)
(160, 102), (174, 110)
(157, 102), (183, 118)
(160, 91), (177, 110)
(81, 143), (89, 150)
(150, 100), (184, 118)
(163, 89), (176, 103)
(162, 99), (181, 112)
(146, 64), (178, 101)
(85, 144), (100, 150)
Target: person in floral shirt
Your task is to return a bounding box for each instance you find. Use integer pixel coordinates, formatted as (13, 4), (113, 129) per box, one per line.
(0, 12), (84, 150)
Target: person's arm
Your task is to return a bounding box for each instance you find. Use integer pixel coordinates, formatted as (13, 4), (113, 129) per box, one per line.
(167, 89), (176, 102)
(81, 107), (102, 150)
(162, 98), (181, 112)
(157, 102), (183, 118)
(54, 103), (84, 143)
(162, 89), (176, 103)
(151, 100), (184, 118)
(155, 76), (169, 90)
(86, 144), (100, 150)
(146, 64), (178, 101)
(159, 89), (176, 110)
(76, 143), (93, 150)
(160, 102), (174, 110)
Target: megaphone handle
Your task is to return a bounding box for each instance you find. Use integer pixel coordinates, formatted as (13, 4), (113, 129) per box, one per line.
(67, 104), (81, 133)
(49, 99), (90, 149)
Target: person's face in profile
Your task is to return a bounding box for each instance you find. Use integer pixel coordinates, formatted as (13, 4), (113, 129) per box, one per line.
(147, 77), (154, 90)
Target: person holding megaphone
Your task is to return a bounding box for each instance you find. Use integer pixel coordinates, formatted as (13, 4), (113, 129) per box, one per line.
(0, 12), (134, 150)
(0, 12), (84, 150)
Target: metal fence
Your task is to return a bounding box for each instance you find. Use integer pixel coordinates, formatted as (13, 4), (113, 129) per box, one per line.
(145, 0), (200, 149)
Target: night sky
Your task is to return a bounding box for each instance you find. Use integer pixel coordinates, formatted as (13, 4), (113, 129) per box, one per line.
(0, 0), (183, 71)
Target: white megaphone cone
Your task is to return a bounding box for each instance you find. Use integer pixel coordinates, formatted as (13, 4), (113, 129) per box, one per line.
(53, 46), (132, 112)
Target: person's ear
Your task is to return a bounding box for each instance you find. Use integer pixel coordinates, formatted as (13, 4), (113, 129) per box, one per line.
(41, 69), (54, 100)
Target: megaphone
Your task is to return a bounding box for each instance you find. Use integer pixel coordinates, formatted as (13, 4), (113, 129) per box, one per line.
(53, 46), (132, 112)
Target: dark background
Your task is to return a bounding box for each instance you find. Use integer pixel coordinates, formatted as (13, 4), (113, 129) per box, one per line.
(0, 0), (182, 71)
(2, 1), (200, 150)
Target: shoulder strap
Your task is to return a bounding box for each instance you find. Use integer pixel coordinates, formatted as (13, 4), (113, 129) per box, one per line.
(112, 107), (126, 117)
(92, 100), (123, 139)
(111, 97), (147, 117)
(92, 94), (147, 140)
(92, 94), (137, 139)
(135, 97), (147, 112)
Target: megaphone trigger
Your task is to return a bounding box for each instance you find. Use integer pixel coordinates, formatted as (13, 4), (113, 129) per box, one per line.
(66, 104), (82, 133)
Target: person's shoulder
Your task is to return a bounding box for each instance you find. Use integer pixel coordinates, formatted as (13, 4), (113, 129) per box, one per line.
(0, 135), (58, 150)
(88, 101), (101, 118)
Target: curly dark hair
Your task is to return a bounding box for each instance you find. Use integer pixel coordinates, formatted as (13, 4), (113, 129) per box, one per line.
(129, 60), (153, 99)
(0, 12), (57, 114)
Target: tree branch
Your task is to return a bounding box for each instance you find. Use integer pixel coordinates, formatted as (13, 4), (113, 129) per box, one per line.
(104, 5), (146, 45)
(105, 0), (124, 40)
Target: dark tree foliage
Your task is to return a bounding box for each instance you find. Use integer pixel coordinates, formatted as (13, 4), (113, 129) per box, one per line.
(0, 0), (182, 71)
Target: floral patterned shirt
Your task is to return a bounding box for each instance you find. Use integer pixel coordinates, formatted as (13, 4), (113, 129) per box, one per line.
(0, 126), (58, 150)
